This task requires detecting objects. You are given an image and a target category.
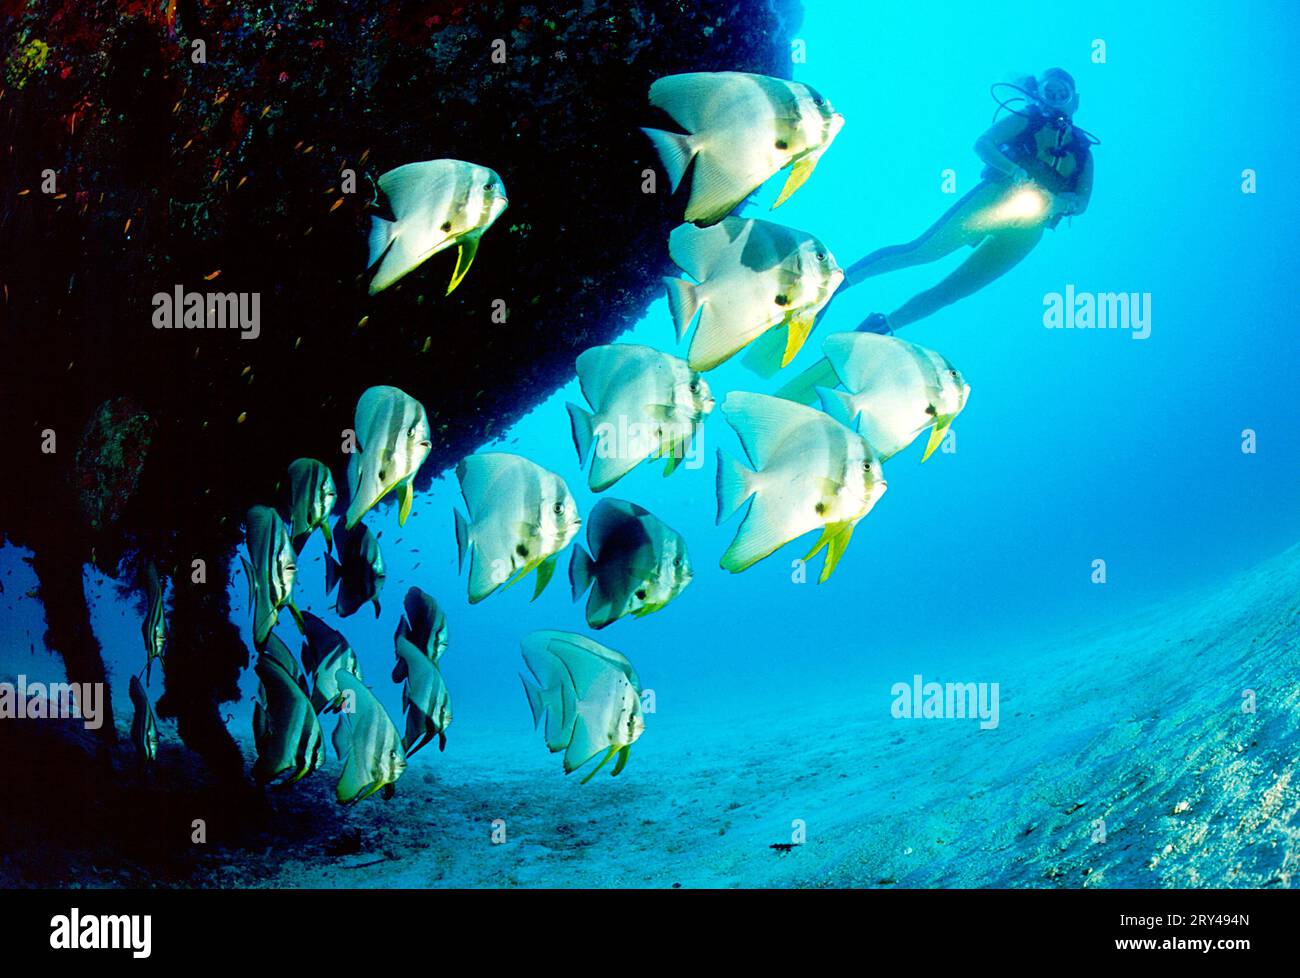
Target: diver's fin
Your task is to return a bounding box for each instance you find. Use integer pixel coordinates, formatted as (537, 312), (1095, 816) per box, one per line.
(774, 356), (840, 406)
(446, 236), (479, 295)
(739, 326), (789, 379)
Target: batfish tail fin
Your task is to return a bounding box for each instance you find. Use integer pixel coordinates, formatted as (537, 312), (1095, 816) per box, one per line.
(716, 449), (758, 525)
(663, 276), (701, 343)
(569, 545), (596, 602)
(641, 127), (695, 193)
(567, 402), (595, 465)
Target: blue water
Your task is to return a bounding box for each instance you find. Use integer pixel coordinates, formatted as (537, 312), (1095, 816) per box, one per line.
(2, 1), (1298, 885)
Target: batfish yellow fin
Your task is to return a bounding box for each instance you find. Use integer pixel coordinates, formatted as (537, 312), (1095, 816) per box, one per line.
(286, 601), (306, 634)
(922, 414), (954, 462)
(772, 153), (821, 209)
(611, 745), (631, 777)
(398, 478), (414, 525)
(781, 314), (815, 368)
(446, 236), (480, 295)
(580, 746), (619, 784)
(532, 553), (558, 601)
(801, 520), (839, 563)
(818, 521), (857, 583)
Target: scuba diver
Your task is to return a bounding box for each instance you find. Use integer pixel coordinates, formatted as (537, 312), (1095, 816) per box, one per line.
(775, 68), (1096, 398)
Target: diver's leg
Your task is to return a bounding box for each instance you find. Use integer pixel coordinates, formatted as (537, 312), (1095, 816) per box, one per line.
(843, 182), (1003, 287)
(886, 224), (1045, 330)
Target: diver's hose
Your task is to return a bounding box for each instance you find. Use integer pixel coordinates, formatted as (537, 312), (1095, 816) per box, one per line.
(989, 81), (1101, 146)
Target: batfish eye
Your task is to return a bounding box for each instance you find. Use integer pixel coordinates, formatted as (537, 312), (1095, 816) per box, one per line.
(816, 251), (826, 261)
(861, 460), (872, 473)
(688, 381), (699, 393)
(775, 139), (789, 151)
(552, 502), (564, 515)
(440, 220), (452, 232)
(949, 369), (959, 378)
(635, 589), (647, 600)
(483, 181), (494, 191)
(775, 293), (790, 306)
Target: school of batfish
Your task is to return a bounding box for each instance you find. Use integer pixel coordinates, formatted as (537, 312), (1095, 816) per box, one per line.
(127, 71), (971, 800)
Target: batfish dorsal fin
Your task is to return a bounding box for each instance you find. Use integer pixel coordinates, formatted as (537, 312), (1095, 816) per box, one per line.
(721, 391), (825, 470)
(667, 219), (747, 282)
(377, 160), (461, 219)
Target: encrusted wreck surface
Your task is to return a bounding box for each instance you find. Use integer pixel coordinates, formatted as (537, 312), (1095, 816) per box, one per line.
(0, 1), (801, 786)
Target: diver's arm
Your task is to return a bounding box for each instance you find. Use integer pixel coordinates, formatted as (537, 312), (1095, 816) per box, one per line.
(974, 114), (1030, 180)
(1070, 152), (1095, 214)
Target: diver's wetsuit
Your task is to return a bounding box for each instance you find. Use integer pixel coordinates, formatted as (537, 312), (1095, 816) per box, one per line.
(845, 106), (1094, 331)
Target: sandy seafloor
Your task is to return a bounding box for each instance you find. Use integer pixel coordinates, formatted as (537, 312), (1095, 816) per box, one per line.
(59, 539), (1290, 890)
